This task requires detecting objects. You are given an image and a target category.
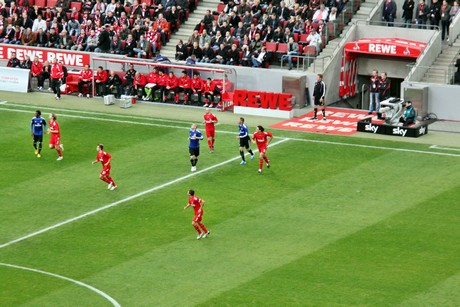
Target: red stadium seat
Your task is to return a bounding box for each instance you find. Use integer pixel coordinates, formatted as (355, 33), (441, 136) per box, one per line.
(217, 3), (225, 12)
(46, 0), (57, 8)
(70, 1), (82, 11)
(293, 33), (299, 42)
(35, 0), (46, 8)
(303, 45), (317, 57)
(299, 34), (309, 44)
(141, 0), (151, 5)
(265, 41), (277, 52)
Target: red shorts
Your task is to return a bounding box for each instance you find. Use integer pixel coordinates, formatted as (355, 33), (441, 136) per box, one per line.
(258, 146), (267, 154)
(206, 128), (215, 138)
(100, 164), (111, 177)
(50, 135), (61, 146)
(193, 210), (203, 223)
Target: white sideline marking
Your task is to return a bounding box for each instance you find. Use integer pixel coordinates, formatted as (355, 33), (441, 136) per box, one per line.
(0, 138), (289, 249)
(6, 102), (194, 125)
(0, 262), (121, 307)
(0, 107), (234, 135)
(1, 105), (460, 157)
(288, 137), (460, 158)
(430, 145), (460, 152)
(0, 101), (7, 105)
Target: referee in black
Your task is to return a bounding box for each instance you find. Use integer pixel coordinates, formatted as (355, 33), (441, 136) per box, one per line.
(311, 74), (327, 120)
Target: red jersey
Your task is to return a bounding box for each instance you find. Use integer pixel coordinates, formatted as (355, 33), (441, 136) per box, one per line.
(96, 150), (112, 166)
(79, 69), (93, 81)
(166, 75), (178, 88)
(49, 120), (60, 137)
(95, 70), (108, 83)
(188, 195), (204, 215)
(252, 131), (273, 148)
(202, 81), (215, 93)
(31, 61), (43, 76)
(203, 112), (218, 130)
(134, 74), (147, 87)
(178, 75), (191, 89)
(157, 74), (169, 86)
(50, 63), (64, 79)
(191, 77), (203, 90)
(146, 71), (158, 84)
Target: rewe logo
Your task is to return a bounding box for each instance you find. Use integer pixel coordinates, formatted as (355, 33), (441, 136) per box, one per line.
(393, 126), (408, 137)
(368, 44), (397, 54)
(419, 126), (426, 135)
(365, 123), (379, 133)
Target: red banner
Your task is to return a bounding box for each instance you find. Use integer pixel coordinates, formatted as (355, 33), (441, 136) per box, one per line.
(0, 44), (90, 68)
(233, 89), (293, 111)
(270, 108), (380, 135)
(343, 38), (426, 58)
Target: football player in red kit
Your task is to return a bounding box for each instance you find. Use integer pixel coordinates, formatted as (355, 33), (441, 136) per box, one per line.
(252, 125), (273, 173)
(184, 189), (210, 240)
(92, 144), (117, 191)
(47, 113), (64, 160)
(202, 108), (218, 152)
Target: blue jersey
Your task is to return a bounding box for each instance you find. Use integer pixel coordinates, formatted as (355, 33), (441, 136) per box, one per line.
(31, 117), (47, 136)
(189, 129), (203, 148)
(238, 124), (249, 138)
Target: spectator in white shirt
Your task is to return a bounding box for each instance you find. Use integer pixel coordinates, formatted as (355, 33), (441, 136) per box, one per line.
(32, 15), (47, 32)
(307, 28), (322, 55)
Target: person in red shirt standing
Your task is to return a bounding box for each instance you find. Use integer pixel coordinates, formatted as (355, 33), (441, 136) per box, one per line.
(92, 144), (117, 191)
(164, 71), (178, 102)
(175, 70), (192, 104)
(78, 64), (93, 98)
(183, 189), (210, 240)
(202, 108), (218, 153)
(47, 113), (64, 160)
(94, 66), (108, 96)
(50, 59), (64, 100)
(252, 125), (273, 173)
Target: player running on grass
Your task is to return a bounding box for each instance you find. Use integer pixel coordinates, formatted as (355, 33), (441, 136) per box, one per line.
(92, 144), (117, 191)
(184, 189), (210, 240)
(236, 117), (254, 165)
(47, 113), (64, 160)
(252, 125), (273, 173)
(202, 108), (218, 153)
(31, 110), (46, 158)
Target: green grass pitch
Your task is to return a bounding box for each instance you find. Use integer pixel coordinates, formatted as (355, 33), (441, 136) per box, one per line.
(0, 102), (459, 306)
